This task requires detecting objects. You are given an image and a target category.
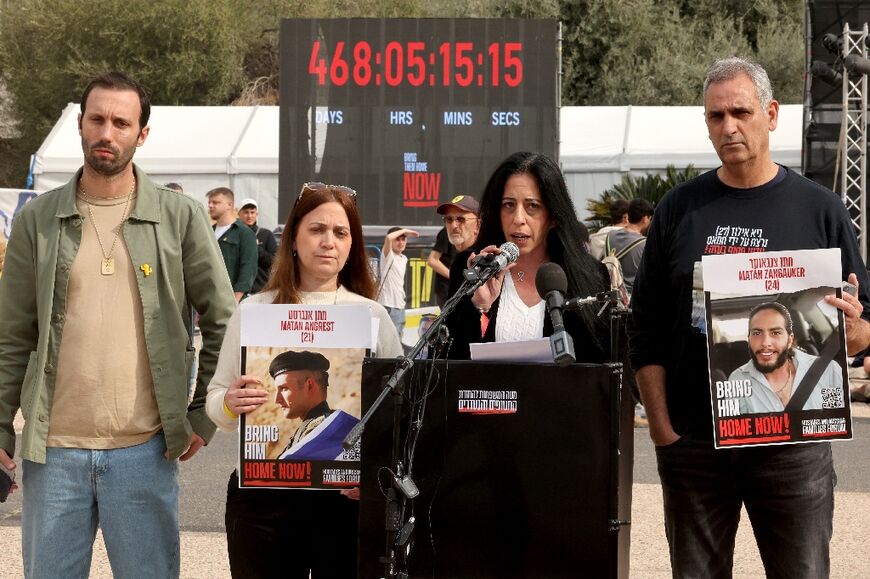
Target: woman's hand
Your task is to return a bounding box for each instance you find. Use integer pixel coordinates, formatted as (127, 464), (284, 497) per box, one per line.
(468, 245), (510, 312)
(224, 375), (269, 416)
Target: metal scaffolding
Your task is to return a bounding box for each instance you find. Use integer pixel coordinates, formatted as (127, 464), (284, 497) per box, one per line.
(841, 23), (869, 262)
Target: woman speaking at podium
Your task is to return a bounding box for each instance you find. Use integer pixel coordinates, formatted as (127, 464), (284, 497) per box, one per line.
(446, 152), (611, 361)
(205, 182), (402, 578)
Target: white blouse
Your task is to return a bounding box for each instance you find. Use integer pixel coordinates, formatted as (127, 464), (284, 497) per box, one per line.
(494, 272), (546, 343)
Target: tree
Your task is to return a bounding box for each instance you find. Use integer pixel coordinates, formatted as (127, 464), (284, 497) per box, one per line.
(0, 0), (246, 185)
(585, 165), (699, 230)
(560, 0), (803, 106)
(0, 0), (806, 188)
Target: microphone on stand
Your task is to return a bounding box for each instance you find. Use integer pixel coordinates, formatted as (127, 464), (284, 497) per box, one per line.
(462, 242), (520, 286)
(534, 262), (576, 366)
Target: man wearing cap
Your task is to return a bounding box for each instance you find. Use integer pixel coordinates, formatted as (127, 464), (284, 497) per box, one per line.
(206, 187), (258, 301)
(427, 195), (480, 307)
(378, 226), (419, 338)
(238, 197), (278, 294)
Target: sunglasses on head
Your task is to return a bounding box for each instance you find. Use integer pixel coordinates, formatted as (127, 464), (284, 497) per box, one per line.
(295, 182), (357, 206)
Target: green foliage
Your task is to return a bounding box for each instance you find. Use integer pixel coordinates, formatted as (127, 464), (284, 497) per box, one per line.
(0, 0), (806, 188)
(0, 0), (246, 154)
(585, 165), (699, 231)
(560, 0), (804, 106)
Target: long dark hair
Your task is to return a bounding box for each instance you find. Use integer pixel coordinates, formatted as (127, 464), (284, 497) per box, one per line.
(263, 185), (375, 304)
(477, 152), (609, 350)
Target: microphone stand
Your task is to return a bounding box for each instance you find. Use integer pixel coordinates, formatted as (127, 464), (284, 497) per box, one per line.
(345, 271), (490, 579)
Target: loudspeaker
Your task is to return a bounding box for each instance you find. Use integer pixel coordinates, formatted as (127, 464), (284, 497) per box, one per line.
(803, 1), (870, 190)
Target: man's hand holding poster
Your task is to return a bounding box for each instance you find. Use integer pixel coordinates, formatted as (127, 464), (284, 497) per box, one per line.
(238, 304), (373, 488)
(702, 249), (852, 448)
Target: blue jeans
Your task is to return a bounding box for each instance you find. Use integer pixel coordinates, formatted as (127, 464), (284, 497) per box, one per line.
(385, 306), (406, 340)
(22, 432), (179, 579)
(656, 435), (835, 579)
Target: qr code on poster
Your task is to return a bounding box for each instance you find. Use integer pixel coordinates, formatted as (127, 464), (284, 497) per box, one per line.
(821, 387), (844, 409)
(339, 440), (361, 461)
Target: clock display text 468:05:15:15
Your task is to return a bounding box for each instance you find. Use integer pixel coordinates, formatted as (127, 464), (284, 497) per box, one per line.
(308, 40), (524, 88)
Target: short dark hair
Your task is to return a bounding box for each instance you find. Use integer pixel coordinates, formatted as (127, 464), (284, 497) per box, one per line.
(81, 72), (151, 130)
(206, 187), (234, 203)
(165, 182), (183, 193)
(627, 198), (654, 224)
(609, 199), (629, 225)
(748, 302), (793, 335)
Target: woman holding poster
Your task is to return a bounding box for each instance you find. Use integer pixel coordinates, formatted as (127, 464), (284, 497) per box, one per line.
(445, 152), (612, 362)
(206, 182), (402, 578)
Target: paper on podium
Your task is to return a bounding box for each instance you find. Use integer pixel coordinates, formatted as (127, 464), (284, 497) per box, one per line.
(470, 338), (552, 363)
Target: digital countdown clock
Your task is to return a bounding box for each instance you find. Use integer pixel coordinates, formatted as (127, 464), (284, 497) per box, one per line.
(279, 18), (559, 226)
(306, 40), (524, 88)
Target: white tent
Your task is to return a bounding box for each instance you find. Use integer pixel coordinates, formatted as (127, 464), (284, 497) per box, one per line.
(559, 104), (803, 215)
(33, 104), (281, 227)
(33, 104), (803, 227)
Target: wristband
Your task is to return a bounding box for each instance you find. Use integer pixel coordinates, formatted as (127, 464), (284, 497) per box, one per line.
(223, 400), (238, 420)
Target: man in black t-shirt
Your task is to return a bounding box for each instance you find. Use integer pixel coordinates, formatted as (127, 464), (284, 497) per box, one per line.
(630, 57), (870, 577)
(427, 195), (479, 307)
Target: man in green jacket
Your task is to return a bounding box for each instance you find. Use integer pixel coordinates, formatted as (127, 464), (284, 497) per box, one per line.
(206, 186), (258, 302)
(0, 72), (236, 578)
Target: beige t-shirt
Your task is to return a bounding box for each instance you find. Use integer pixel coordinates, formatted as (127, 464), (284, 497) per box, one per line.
(47, 194), (161, 449)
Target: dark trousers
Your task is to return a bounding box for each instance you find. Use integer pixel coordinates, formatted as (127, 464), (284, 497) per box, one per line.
(655, 435), (835, 579)
(225, 470), (359, 579)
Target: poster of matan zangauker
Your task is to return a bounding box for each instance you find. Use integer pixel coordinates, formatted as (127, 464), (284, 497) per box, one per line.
(702, 248), (852, 448)
(237, 303), (375, 489)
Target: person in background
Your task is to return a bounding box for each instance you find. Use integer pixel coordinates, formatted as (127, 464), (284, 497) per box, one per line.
(164, 182), (183, 193)
(205, 182), (402, 579)
(427, 195), (480, 307)
(0, 71), (235, 578)
(605, 197), (654, 298)
(0, 237), (6, 278)
(206, 186), (258, 302)
(589, 198), (630, 259)
(237, 198), (278, 294)
(445, 152), (611, 362)
(377, 226), (419, 338)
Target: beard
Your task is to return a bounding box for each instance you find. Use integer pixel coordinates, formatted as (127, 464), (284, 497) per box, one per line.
(82, 138), (137, 177)
(751, 348), (791, 374)
(447, 231), (468, 247)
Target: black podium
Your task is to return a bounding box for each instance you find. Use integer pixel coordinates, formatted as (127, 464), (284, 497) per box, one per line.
(359, 359), (634, 578)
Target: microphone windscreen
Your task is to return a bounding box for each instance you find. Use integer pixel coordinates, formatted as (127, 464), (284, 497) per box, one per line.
(535, 262), (568, 296)
(499, 242), (520, 265)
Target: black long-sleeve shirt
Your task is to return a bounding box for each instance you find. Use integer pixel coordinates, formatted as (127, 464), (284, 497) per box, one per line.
(629, 166), (870, 438)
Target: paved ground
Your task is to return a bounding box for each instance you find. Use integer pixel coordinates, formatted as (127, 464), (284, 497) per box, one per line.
(2, 405), (869, 578)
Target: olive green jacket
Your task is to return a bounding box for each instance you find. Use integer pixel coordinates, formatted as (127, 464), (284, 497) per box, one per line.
(0, 166), (236, 463)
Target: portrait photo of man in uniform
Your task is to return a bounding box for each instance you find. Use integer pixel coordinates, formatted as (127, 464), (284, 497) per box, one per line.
(266, 350), (359, 461)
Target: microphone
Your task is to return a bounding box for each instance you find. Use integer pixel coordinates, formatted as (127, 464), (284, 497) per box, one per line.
(463, 242), (519, 285)
(534, 262), (576, 366)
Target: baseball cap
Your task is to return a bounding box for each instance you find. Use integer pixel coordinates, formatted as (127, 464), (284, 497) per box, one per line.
(436, 195), (479, 215)
(238, 198), (258, 209)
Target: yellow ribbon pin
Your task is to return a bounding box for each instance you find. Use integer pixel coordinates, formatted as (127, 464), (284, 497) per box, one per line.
(140, 264), (153, 277)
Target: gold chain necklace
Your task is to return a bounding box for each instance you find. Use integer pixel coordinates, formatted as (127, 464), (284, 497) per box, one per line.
(772, 359), (795, 394)
(79, 177), (136, 275)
